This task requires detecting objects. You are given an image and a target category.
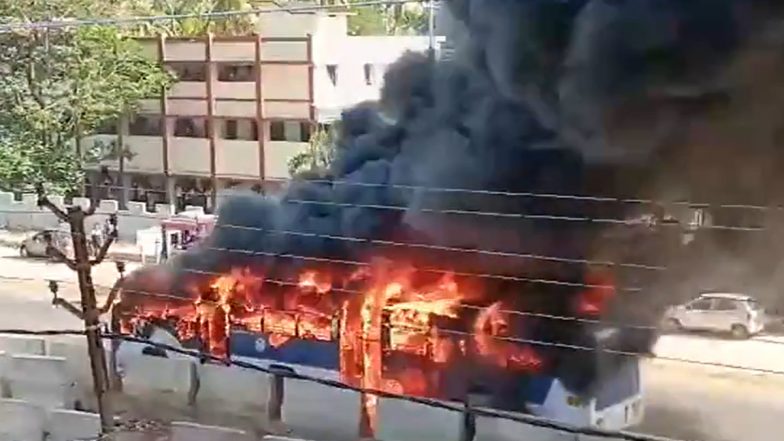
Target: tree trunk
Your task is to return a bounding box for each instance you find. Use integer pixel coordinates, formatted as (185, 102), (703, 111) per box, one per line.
(76, 124), (86, 197)
(118, 115), (127, 210)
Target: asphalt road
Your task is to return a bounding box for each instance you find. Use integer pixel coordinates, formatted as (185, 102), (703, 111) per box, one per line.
(0, 245), (139, 329)
(640, 361), (784, 441)
(0, 246), (782, 441)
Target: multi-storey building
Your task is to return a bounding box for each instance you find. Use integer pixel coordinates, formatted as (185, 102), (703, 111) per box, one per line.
(86, 33), (314, 208)
(85, 5), (442, 210)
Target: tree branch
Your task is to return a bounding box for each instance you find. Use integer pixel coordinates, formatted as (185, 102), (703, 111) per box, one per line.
(99, 281), (121, 315)
(84, 202), (99, 216)
(90, 234), (116, 265)
(90, 213), (118, 265)
(36, 183), (69, 221)
(24, 42), (46, 111)
(45, 240), (78, 271)
(52, 297), (85, 320)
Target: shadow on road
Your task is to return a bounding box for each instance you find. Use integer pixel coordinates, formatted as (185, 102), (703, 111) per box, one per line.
(637, 405), (726, 441)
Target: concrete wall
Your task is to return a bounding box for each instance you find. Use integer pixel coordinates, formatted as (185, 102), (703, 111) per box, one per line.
(0, 398), (47, 441)
(280, 368), (362, 441)
(0, 335), (46, 356)
(47, 409), (101, 441)
(0, 332), (627, 441)
(196, 363), (269, 412)
(0, 193), (178, 242)
(3, 354), (74, 409)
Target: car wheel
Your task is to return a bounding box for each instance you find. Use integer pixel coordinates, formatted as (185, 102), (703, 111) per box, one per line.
(731, 324), (750, 340)
(663, 318), (683, 333)
(19, 246), (28, 258)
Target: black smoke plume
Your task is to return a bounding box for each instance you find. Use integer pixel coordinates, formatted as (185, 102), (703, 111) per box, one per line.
(130, 0), (784, 395)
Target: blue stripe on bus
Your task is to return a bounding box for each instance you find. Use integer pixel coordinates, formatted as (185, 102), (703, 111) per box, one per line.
(525, 376), (556, 405)
(230, 331), (340, 370)
(230, 331), (557, 406)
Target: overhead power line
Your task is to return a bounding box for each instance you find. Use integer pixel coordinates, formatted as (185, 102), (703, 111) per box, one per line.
(0, 187), (769, 233)
(0, 327), (714, 441)
(3, 272), (784, 372)
(29, 179), (784, 217)
(0, 0), (419, 33)
(213, 223), (666, 271)
(197, 247), (646, 291)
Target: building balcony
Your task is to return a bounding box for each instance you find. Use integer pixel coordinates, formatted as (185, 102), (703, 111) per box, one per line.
(125, 136), (165, 173)
(216, 139), (260, 179)
(169, 137), (211, 176)
(164, 40), (207, 62)
(261, 65), (310, 101)
(214, 82), (256, 100)
(213, 41), (256, 62)
(170, 82), (207, 99)
(82, 135), (165, 174)
(83, 135), (310, 181)
(168, 99), (209, 117)
(265, 141), (309, 179)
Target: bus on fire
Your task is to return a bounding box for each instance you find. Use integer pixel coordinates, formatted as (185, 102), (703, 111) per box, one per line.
(119, 307), (644, 433)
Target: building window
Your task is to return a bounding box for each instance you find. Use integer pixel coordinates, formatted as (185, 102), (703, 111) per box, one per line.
(128, 115), (162, 136)
(224, 119), (238, 139)
(218, 63), (255, 82)
(326, 65), (338, 86)
(269, 120), (311, 142)
(167, 62), (206, 82)
(269, 121), (286, 141)
(174, 117), (207, 138)
(363, 63), (375, 85)
(299, 122), (312, 142)
(222, 119), (257, 141)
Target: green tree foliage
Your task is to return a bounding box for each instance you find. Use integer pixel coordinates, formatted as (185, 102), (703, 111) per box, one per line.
(288, 124), (339, 176)
(317, 1), (429, 36)
(122, 0), (257, 36)
(358, 3), (428, 36)
(385, 4), (429, 35)
(0, 1), (173, 193)
(347, 5), (387, 36)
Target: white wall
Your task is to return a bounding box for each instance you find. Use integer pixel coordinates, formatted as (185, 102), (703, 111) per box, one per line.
(0, 193), (176, 242)
(169, 137), (212, 176)
(216, 140), (260, 179)
(313, 35), (441, 122)
(256, 8), (431, 123)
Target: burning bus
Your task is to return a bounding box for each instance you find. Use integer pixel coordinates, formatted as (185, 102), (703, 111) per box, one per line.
(96, 0), (784, 433)
(112, 259), (645, 432)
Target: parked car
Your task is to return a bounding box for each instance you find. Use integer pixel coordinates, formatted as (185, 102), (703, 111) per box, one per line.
(663, 293), (765, 339)
(19, 229), (72, 259)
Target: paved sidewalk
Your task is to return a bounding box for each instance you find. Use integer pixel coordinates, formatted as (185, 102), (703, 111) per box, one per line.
(0, 228), (143, 262)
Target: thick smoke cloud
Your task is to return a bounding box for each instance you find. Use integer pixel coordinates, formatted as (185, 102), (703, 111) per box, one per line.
(139, 0), (784, 392)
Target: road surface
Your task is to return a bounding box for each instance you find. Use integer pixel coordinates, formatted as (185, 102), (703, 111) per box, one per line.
(0, 245), (782, 441)
(0, 245), (139, 329)
(640, 360), (784, 441)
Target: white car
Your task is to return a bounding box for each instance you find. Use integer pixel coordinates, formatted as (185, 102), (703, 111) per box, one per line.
(663, 293), (765, 339)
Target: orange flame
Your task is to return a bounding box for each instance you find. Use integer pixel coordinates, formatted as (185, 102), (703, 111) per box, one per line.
(118, 260), (618, 435)
(298, 270), (332, 294)
(577, 271), (616, 316)
(474, 302), (543, 372)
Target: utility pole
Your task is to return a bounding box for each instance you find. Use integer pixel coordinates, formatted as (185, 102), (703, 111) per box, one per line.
(117, 114), (128, 211)
(37, 184), (116, 433)
(428, 0), (436, 57)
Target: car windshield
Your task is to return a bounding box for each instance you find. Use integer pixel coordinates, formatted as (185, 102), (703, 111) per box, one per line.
(746, 299), (763, 310)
